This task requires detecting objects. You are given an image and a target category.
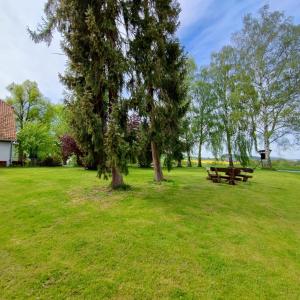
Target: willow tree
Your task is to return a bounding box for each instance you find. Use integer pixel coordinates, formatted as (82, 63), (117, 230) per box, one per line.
(125, 0), (187, 182)
(234, 5), (300, 168)
(29, 0), (129, 188)
(209, 46), (252, 167)
(191, 67), (216, 167)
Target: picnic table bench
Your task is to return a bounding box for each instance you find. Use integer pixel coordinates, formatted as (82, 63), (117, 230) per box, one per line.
(0, 161), (7, 167)
(207, 167), (253, 185)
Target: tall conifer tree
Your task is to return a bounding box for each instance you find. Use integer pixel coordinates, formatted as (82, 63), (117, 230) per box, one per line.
(124, 0), (187, 182)
(29, 0), (128, 188)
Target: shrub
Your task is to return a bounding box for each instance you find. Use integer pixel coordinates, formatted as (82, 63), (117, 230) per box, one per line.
(39, 156), (62, 167)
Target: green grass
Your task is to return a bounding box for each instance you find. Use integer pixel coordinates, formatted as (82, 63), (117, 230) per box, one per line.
(0, 167), (299, 299)
(270, 159), (300, 171)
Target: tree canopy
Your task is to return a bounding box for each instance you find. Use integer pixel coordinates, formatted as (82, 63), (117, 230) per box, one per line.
(22, 3), (300, 174)
(234, 5), (300, 167)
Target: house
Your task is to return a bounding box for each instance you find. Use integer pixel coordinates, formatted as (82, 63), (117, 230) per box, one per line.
(0, 100), (16, 166)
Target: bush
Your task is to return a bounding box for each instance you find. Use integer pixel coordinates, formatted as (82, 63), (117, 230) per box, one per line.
(39, 156), (62, 167)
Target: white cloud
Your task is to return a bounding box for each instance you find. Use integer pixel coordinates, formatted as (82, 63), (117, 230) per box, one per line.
(0, 1), (65, 103)
(179, 0), (300, 63)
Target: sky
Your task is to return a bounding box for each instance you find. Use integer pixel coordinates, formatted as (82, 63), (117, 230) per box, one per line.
(0, 0), (299, 158)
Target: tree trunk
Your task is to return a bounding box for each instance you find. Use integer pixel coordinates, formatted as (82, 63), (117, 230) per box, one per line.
(148, 84), (164, 181)
(187, 152), (192, 167)
(151, 141), (164, 182)
(228, 152), (234, 167)
(111, 166), (124, 189)
(226, 131), (234, 167)
(198, 141), (202, 167)
(264, 134), (272, 169)
(177, 159), (182, 168)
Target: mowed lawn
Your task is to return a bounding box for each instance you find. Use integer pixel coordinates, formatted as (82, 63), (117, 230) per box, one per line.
(0, 167), (299, 299)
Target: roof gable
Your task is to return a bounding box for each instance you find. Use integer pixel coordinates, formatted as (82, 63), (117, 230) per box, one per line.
(0, 100), (17, 141)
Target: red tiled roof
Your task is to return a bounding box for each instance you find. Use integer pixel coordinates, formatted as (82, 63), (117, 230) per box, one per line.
(0, 99), (17, 141)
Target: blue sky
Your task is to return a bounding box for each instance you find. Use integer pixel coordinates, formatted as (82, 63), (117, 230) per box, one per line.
(178, 0), (300, 65)
(0, 0), (299, 158)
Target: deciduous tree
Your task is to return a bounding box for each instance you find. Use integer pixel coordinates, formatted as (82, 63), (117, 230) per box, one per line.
(60, 134), (82, 165)
(17, 122), (57, 165)
(209, 46), (251, 167)
(191, 67), (216, 167)
(234, 5), (300, 168)
(6, 80), (54, 163)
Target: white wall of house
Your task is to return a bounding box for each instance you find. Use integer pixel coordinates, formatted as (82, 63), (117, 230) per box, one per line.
(0, 141), (13, 166)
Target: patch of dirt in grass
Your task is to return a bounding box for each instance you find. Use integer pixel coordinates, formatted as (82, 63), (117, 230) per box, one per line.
(68, 185), (124, 208)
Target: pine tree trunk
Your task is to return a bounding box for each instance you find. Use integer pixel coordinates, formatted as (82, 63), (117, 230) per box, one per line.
(198, 141), (202, 167)
(177, 159), (182, 168)
(151, 141), (164, 182)
(111, 166), (124, 189)
(148, 84), (163, 181)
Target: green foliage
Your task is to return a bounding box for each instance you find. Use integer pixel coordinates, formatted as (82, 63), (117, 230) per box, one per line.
(26, 3), (300, 175)
(67, 95), (104, 170)
(136, 125), (153, 168)
(17, 122), (58, 163)
(207, 46), (252, 166)
(105, 106), (129, 177)
(50, 104), (71, 138)
(125, 114), (153, 168)
(125, 0), (188, 175)
(29, 0), (187, 183)
(30, 0), (130, 185)
(6, 80), (60, 164)
(6, 80), (53, 130)
(183, 6), (300, 168)
(233, 5), (300, 166)
(190, 66), (216, 166)
(181, 115), (196, 166)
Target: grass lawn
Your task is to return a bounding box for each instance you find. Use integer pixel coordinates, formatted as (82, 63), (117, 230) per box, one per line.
(0, 167), (299, 299)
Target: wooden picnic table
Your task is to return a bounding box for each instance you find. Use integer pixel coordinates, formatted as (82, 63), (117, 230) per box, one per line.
(207, 167), (253, 185)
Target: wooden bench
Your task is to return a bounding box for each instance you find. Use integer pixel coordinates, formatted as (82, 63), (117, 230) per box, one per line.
(208, 167), (254, 185)
(234, 168), (253, 182)
(0, 161), (7, 167)
(207, 168), (240, 183)
(206, 168), (221, 183)
(235, 174), (253, 182)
